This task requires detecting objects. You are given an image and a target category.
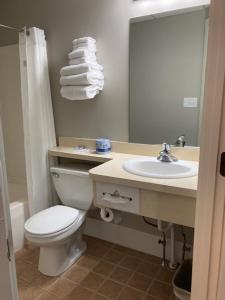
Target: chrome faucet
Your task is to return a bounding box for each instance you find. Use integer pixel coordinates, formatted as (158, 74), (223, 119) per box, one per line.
(176, 135), (186, 147)
(157, 143), (178, 163)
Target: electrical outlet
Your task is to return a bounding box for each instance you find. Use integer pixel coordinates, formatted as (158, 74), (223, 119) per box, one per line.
(183, 98), (198, 108)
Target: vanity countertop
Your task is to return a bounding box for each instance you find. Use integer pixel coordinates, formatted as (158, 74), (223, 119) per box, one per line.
(49, 146), (124, 163)
(89, 157), (198, 198)
(49, 146), (198, 198)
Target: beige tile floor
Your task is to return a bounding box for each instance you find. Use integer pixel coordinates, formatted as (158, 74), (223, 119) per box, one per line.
(16, 235), (176, 300)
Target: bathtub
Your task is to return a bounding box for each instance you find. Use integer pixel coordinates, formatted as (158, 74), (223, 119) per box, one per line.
(9, 183), (29, 252)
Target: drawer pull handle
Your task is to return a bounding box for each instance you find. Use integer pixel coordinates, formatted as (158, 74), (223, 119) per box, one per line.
(102, 190), (132, 204)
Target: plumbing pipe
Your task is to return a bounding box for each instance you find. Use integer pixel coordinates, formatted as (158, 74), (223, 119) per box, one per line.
(143, 217), (157, 228)
(181, 225), (191, 262)
(157, 220), (177, 269)
(157, 220), (172, 232)
(158, 232), (167, 267)
(169, 224), (177, 269)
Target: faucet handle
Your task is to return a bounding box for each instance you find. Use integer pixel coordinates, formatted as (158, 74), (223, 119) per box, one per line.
(176, 135), (186, 147)
(162, 143), (170, 153)
(158, 143), (178, 162)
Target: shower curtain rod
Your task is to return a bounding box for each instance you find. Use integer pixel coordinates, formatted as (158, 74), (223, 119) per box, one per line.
(0, 24), (23, 32)
(0, 24), (30, 35)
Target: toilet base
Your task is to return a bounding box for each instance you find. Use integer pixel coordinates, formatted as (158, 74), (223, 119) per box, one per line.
(38, 231), (87, 276)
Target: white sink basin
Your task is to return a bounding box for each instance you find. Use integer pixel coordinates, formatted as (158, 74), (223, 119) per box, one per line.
(123, 157), (198, 179)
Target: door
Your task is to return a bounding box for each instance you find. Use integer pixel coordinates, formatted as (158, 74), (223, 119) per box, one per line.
(215, 87), (225, 299)
(0, 116), (18, 300)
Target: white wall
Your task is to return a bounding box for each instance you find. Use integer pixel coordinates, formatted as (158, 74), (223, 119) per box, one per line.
(0, 0), (130, 141)
(0, 44), (26, 185)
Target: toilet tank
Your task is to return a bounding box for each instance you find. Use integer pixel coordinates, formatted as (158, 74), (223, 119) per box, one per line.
(50, 163), (94, 210)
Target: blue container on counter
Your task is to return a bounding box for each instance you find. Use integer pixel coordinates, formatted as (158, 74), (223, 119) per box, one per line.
(96, 138), (111, 154)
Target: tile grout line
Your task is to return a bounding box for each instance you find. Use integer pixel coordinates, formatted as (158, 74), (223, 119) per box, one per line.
(94, 248), (157, 300)
(100, 246), (144, 299)
(17, 236), (175, 300)
(143, 266), (162, 300)
(21, 258), (173, 299)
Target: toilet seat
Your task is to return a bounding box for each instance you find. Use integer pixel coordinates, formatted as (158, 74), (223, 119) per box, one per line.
(25, 205), (85, 238)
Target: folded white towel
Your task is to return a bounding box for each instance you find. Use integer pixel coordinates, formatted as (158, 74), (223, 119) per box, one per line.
(73, 43), (97, 52)
(72, 37), (96, 46)
(61, 85), (100, 100)
(60, 63), (103, 76)
(97, 80), (104, 90)
(60, 72), (104, 86)
(68, 48), (96, 60)
(69, 57), (97, 65)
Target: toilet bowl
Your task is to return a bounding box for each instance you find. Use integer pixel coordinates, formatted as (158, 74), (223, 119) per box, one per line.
(24, 163), (94, 276)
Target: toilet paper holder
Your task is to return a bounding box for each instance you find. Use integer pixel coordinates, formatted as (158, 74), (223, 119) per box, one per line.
(102, 190), (132, 204)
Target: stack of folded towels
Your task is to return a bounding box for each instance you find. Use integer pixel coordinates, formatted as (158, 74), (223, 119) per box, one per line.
(60, 37), (104, 100)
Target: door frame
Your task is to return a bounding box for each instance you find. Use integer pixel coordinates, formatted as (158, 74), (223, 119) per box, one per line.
(0, 116), (18, 300)
(0, 0), (225, 299)
(191, 0), (225, 299)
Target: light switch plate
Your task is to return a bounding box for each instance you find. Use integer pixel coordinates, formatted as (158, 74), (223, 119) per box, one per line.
(183, 97), (198, 108)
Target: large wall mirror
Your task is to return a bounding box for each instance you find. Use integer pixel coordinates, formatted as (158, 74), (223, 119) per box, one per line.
(129, 8), (209, 146)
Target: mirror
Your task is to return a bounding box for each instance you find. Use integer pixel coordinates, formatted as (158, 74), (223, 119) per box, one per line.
(129, 8), (209, 146)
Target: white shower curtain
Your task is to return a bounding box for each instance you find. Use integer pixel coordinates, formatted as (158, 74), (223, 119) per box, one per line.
(19, 27), (56, 215)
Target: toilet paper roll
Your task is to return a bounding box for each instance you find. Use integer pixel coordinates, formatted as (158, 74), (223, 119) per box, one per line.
(100, 208), (114, 223)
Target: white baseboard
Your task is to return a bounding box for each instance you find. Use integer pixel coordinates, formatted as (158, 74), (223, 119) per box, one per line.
(85, 217), (192, 263)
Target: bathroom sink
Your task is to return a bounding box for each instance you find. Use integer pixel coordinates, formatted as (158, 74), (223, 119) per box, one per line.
(123, 157), (198, 179)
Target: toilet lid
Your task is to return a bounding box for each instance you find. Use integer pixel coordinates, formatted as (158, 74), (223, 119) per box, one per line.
(24, 205), (80, 235)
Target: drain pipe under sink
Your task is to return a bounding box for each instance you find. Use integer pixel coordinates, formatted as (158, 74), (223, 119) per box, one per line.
(157, 220), (177, 269)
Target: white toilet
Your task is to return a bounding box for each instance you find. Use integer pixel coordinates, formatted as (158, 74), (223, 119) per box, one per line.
(24, 163), (93, 276)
